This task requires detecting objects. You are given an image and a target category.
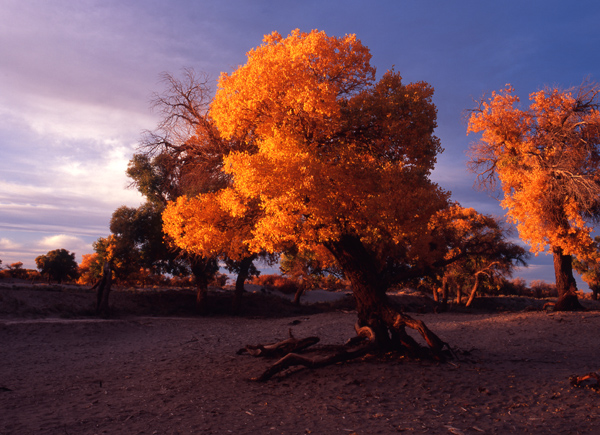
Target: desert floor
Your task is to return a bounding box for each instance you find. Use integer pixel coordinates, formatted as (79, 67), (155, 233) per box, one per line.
(1, 282), (600, 435)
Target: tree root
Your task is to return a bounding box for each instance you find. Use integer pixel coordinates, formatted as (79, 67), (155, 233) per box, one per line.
(239, 306), (451, 381)
(245, 323), (377, 382)
(237, 329), (320, 358)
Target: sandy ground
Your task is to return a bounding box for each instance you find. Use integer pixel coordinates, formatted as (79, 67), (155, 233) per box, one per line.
(1, 283), (600, 434)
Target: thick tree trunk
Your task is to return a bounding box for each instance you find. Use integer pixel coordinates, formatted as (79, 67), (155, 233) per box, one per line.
(552, 247), (584, 311)
(325, 235), (448, 356)
(232, 255), (255, 315)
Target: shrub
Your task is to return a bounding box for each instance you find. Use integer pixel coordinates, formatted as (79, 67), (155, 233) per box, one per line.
(251, 274), (300, 294)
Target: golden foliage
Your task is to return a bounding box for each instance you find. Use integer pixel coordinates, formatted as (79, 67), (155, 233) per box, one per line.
(164, 29), (447, 263)
(468, 83), (600, 258)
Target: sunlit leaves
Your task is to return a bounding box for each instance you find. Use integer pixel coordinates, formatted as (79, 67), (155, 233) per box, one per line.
(468, 83), (600, 258)
(165, 29), (448, 270)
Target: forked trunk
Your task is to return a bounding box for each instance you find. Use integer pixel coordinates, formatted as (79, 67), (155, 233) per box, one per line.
(552, 247), (584, 311)
(325, 235), (447, 356)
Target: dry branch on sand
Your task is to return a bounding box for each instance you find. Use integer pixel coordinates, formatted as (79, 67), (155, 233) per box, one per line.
(240, 320), (451, 382)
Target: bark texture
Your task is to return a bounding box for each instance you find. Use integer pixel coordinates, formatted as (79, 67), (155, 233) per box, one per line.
(326, 235), (448, 357)
(552, 247), (584, 311)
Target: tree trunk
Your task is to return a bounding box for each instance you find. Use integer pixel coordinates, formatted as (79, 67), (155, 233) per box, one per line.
(465, 273), (482, 307)
(552, 246), (584, 311)
(232, 255), (255, 315)
(190, 257), (213, 314)
(440, 273), (449, 311)
(325, 235), (447, 356)
(455, 284), (462, 305)
(432, 285), (440, 302)
(96, 262), (112, 317)
(292, 286), (305, 305)
(591, 285), (599, 301)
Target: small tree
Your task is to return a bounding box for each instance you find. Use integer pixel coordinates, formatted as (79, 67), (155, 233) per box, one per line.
(77, 253), (103, 285)
(35, 249), (79, 284)
(425, 204), (529, 307)
(7, 262), (26, 279)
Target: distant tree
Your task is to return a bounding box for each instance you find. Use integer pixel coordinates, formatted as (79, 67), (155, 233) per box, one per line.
(468, 82), (600, 311)
(137, 68), (266, 313)
(279, 246), (343, 304)
(426, 204), (529, 307)
(35, 249), (79, 284)
(573, 236), (600, 300)
(77, 253), (103, 285)
(6, 262), (26, 279)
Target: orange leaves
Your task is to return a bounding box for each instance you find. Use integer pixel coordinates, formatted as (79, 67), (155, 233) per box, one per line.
(165, 29), (447, 263)
(162, 192), (253, 260)
(211, 29), (374, 142)
(468, 83), (600, 259)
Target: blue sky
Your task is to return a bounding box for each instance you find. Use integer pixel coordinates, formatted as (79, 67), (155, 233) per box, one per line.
(1, 0), (599, 287)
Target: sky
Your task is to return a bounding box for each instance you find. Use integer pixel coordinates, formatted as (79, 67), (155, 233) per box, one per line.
(1, 0), (599, 287)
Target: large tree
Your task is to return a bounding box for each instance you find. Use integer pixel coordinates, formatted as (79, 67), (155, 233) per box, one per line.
(468, 83), (600, 311)
(165, 30), (450, 358)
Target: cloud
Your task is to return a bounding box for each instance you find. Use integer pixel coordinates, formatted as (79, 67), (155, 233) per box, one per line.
(38, 234), (87, 251)
(0, 237), (21, 251)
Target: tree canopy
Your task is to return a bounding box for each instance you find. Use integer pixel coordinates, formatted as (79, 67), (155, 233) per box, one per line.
(164, 29), (450, 356)
(35, 249), (79, 284)
(468, 83), (600, 310)
(426, 204), (528, 306)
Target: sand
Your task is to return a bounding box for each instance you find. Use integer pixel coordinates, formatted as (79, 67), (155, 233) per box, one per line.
(1, 282), (600, 434)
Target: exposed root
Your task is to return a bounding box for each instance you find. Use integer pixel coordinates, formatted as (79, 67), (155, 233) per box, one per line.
(248, 323), (377, 382)
(237, 289), (453, 381)
(236, 329), (319, 357)
(386, 309), (452, 361)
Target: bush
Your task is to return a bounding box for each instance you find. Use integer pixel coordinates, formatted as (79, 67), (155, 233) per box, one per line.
(251, 274), (300, 294)
(529, 280), (558, 298)
(211, 272), (229, 288)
